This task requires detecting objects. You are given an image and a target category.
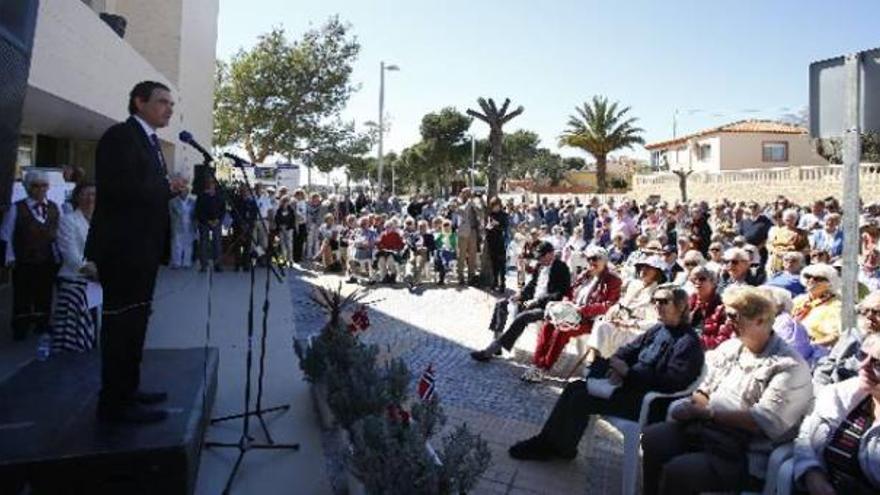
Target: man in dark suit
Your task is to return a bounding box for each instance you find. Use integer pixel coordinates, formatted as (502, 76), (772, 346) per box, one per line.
(86, 81), (182, 423)
(471, 241), (571, 362)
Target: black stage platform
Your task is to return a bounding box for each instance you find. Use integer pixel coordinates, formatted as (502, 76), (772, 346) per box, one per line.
(0, 348), (219, 495)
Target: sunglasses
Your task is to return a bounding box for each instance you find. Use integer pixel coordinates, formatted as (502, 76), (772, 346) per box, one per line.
(690, 275), (708, 283)
(684, 262), (699, 268)
(709, 248), (721, 252)
(855, 349), (880, 375)
(803, 274), (828, 283)
(723, 259), (744, 265)
(587, 256), (603, 262)
(651, 298), (671, 306)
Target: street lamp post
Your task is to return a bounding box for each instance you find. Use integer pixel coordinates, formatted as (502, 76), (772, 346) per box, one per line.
(469, 134), (476, 188)
(377, 61), (399, 197)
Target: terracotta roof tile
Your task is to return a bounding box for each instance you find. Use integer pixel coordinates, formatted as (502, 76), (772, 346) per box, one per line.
(645, 119), (808, 150)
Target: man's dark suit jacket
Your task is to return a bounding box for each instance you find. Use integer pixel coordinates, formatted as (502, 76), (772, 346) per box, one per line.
(520, 257), (571, 309)
(86, 117), (171, 270)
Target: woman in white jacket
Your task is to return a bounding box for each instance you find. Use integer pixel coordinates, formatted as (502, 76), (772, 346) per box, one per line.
(793, 332), (880, 494)
(51, 183), (101, 353)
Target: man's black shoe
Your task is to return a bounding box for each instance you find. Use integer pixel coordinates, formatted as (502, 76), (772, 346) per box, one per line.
(132, 390), (168, 405)
(509, 436), (553, 461)
(97, 403), (168, 424)
(470, 350), (493, 362)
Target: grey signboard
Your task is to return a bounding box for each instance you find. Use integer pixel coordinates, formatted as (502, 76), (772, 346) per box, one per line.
(809, 47), (880, 138)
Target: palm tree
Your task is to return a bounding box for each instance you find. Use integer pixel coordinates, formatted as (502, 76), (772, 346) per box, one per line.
(559, 96), (644, 193)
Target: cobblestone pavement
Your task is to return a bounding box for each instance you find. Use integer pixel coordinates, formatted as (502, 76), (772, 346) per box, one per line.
(289, 267), (626, 495)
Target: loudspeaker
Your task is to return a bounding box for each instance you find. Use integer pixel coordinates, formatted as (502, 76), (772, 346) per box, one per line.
(0, 0), (39, 208)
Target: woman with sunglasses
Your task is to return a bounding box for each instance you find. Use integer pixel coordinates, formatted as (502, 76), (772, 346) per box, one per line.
(814, 292), (880, 388)
(642, 286), (813, 495)
(792, 263), (843, 359)
(792, 332), (880, 495)
(584, 255), (667, 360)
(522, 246), (622, 382)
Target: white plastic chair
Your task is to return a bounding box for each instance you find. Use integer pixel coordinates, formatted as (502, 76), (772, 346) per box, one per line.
(583, 363), (708, 495)
(739, 442), (795, 495)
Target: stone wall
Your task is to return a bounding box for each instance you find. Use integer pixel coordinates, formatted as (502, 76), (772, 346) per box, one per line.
(631, 164), (880, 203)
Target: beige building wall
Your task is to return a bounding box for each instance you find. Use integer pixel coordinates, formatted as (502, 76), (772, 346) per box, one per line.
(718, 133), (828, 169)
(22, 0), (218, 179)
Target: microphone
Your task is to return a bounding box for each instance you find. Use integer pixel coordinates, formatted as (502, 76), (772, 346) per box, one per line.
(223, 152), (253, 166)
(178, 131), (213, 162)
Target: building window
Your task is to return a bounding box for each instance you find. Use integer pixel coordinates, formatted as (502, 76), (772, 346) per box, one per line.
(697, 144), (712, 162)
(762, 142), (788, 162)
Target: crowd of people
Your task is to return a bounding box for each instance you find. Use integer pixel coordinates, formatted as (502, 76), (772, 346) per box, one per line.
(4, 163), (880, 493)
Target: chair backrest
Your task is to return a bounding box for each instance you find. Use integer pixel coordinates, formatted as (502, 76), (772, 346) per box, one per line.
(652, 362), (707, 425)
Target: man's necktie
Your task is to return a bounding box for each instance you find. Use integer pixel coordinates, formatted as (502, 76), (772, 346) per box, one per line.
(150, 133), (167, 175)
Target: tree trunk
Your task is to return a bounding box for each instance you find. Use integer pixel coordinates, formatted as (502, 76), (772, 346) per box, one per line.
(596, 154), (608, 193)
(488, 127), (503, 198)
(678, 173), (687, 202)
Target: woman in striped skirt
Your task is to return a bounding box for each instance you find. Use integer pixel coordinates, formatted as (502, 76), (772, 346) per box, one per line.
(51, 182), (100, 352)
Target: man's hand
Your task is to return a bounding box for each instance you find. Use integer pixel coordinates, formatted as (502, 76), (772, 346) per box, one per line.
(803, 469), (836, 495)
(671, 400), (711, 422)
(691, 391), (710, 408)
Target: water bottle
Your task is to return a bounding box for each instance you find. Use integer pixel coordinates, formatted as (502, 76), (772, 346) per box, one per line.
(36, 334), (51, 361)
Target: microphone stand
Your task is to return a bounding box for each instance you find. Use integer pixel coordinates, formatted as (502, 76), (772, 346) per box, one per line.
(194, 151), (298, 495)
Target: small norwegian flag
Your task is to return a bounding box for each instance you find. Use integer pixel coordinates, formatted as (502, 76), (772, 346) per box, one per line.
(417, 364), (436, 402)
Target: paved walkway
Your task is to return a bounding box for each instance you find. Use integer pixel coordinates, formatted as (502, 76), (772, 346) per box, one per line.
(290, 268), (627, 495)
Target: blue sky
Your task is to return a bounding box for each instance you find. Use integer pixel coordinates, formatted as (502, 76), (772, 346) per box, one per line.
(217, 0), (879, 161)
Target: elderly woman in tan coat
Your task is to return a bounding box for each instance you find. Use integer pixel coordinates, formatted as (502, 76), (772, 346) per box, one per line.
(641, 286), (814, 495)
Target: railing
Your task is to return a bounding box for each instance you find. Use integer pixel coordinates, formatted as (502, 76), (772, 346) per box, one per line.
(633, 164), (880, 187)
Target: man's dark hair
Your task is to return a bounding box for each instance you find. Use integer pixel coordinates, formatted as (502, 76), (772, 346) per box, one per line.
(128, 81), (170, 115)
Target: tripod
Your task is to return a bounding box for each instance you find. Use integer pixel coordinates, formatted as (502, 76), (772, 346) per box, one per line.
(200, 155), (298, 494)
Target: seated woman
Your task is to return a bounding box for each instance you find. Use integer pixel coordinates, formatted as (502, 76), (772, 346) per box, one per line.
(517, 228), (542, 288)
(51, 182), (100, 353)
(584, 254), (667, 360)
(792, 332), (880, 495)
(407, 220), (435, 286)
(792, 263), (843, 360)
(523, 246), (622, 382)
(373, 219), (405, 283)
(433, 219), (457, 285)
(641, 286), (814, 495)
(508, 285), (704, 461)
(814, 292), (880, 388)
(561, 225), (587, 276)
(347, 216), (377, 282)
(316, 213), (341, 270)
(685, 266), (731, 350)
(763, 285), (815, 361)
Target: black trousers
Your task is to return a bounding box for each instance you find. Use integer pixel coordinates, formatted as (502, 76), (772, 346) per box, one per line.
(99, 261), (159, 406)
(488, 243), (506, 289)
(641, 421), (749, 495)
(293, 224), (306, 262)
(538, 379), (645, 452)
(488, 299), (545, 350)
(12, 261), (58, 336)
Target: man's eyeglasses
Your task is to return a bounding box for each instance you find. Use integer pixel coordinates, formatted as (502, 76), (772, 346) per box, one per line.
(684, 262), (699, 268)
(651, 297), (671, 306)
(709, 248), (721, 252)
(723, 259), (744, 265)
(30, 183), (49, 189)
(855, 349), (880, 375)
(803, 274), (828, 283)
(690, 275), (708, 283)
(586, 256), (602, 263)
